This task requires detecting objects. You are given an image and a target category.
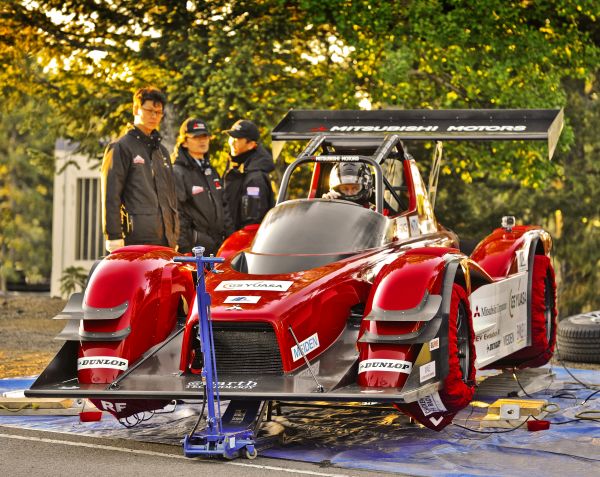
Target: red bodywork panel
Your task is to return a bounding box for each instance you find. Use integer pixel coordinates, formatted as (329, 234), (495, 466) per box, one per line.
(78, 246), (195, 384)
(357, 248), (456, 388)
(470, 226), (543, 279)
(218, 225), (260, 260)
(179, 250), (377, 374)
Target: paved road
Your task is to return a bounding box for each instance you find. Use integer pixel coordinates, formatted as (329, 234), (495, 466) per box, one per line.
(0, 426), (402, 477)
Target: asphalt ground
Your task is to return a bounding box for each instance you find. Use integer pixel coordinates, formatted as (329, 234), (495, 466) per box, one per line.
(0, 426), (400, 477)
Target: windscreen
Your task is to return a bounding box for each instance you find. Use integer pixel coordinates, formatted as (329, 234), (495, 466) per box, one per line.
(250, 199), (390, 255)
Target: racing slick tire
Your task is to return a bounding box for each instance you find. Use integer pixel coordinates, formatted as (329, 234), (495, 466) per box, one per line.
(439, 284), (477, 411)
(556, 311), (600, 363)
(491, 255), (557, 369)
(394, 284), (476, 430)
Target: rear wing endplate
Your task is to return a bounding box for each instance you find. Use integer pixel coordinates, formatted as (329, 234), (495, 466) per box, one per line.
(271, 109), (564, 160)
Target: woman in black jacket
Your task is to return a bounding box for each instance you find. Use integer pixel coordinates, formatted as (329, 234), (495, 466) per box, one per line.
(172, 118), (233, 254)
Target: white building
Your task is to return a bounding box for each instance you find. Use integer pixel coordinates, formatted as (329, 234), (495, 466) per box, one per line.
(50, 139), (103, 297)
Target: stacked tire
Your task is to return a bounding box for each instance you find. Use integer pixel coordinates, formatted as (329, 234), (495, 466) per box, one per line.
(557, 311), (600, 363)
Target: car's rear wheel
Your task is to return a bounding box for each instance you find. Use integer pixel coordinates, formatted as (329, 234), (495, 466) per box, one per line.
(491, 254), (557, 369)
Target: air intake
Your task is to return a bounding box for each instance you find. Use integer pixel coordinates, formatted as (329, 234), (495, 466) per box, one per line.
(193, 322), (283, 375)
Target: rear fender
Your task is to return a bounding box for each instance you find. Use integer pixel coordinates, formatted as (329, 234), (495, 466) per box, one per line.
(470, 226), (552, 279)
(218, 224), (260, 260)
(358, 247), (468, 391)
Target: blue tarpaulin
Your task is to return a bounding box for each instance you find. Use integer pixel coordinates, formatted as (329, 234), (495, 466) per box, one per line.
(1, 366), (599, 476)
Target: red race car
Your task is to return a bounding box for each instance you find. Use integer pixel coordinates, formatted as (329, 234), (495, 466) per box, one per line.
(28, 109), (563, 431)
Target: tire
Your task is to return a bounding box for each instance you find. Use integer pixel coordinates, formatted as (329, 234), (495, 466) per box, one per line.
(557, 311), (600, 363)
(439, 284), (477, 411)
(393, 284), (476, 430)
(491, 254), (557, 369)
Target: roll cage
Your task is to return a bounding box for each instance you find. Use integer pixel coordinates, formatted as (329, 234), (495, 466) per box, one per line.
(277, 134), (410, 215)
(272, 109), (564, 215)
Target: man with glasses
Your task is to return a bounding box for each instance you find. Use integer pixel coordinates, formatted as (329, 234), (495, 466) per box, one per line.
(101, 86), (179, 252)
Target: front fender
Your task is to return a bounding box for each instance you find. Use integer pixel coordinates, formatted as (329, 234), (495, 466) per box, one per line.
(358, 247), (466, 389)
(78, 246), (195, 384)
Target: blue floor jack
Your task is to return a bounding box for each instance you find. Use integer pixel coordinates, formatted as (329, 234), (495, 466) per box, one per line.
(175, 247), (261, 460)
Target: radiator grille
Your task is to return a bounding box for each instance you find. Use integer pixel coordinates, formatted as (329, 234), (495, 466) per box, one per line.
(193, 322), (283, 375)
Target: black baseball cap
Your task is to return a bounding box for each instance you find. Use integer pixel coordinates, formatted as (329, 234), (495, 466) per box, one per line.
(181, 118), (210, 137)
(225, 119), (260, 141)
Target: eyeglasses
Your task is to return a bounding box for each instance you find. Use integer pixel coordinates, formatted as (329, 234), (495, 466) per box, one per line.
(141, 107), (164, 117)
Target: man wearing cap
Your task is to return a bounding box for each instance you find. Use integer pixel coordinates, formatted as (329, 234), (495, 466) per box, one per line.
(101, 86), (179, 253)
(223, 119), (275, 231)
(172, 118), (233, 254)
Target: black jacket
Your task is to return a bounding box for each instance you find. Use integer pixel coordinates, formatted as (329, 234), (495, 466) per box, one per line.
(101, 126), (179, 248)
(223, 144), (275, 231)
(173, 148), (233, 254)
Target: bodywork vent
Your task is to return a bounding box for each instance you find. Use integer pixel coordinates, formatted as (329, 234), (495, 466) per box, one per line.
(194, 322), (283, 375)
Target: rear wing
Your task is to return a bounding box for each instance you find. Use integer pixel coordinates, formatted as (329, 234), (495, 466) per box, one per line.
(271, 109), (564, 160)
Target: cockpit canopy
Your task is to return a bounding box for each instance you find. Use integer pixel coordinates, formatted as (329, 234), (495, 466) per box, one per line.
(231, 199), (392, 275)
(252, 199), (390, 255)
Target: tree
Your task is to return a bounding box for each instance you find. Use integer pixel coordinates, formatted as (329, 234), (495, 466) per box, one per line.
(0, 0), (598, 311)
(0, 94), (55, 291)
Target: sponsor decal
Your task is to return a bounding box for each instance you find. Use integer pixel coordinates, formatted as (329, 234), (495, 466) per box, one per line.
(247, 186), (260, 196)
(397, 216), (409, 239)
(100, 400), (127, 413)
(133, 155), (145, 164)
(429, 338), (440, 351)
(417, 392), (448, 416)
(503, 332), (515, 346)
(475, 328), (500, 342)
(330, 125), (440, 133)
(291, 333), (320, 362)
(225, 305), (243, 311)
(315, 155), (360, 162)
(471, 275), (529, 367)
(420, 219), (436, 234)
(516, 249), (528, 272)
(486, 339), (501, 352)
(317, 124), (526, 134)
(191, 185), (204, 195)
(409, 216), (420, 236)
(446, 125), (526, 132)
(419, 361), (436, 383)
(358, 359), (412, 374)
(224, 295), (261, 304)
(516, 323), (526, 342)
(186, 380), (258, 390)
(509, 288), (527, 318)
(429, 416), (444, 426)
(77, 356), (128, 371)
(215, 280), (293, 291)
(473, 302), (508, 319)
